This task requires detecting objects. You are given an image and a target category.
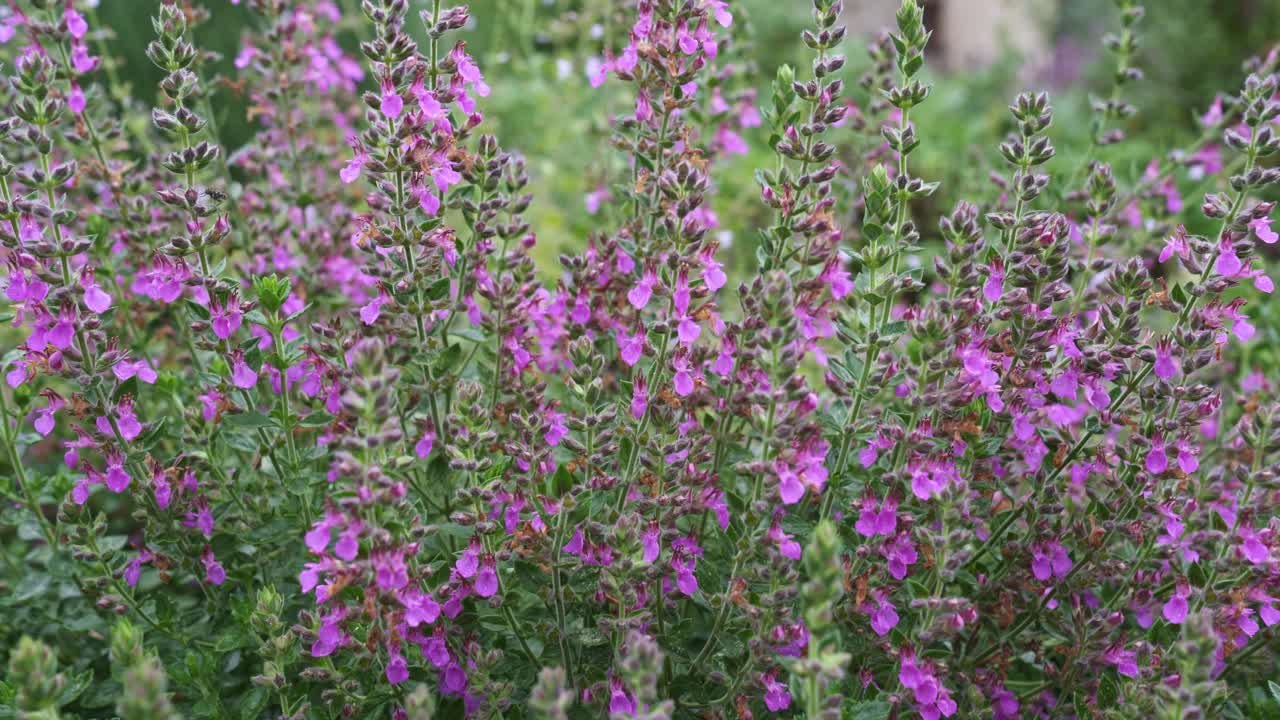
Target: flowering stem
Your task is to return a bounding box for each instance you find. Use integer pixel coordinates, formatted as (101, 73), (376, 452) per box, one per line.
(823, 93), (913, 520)
(548, 496), (577, 688)
(427, 0), (443, 90)
(0, 386), (54, 547)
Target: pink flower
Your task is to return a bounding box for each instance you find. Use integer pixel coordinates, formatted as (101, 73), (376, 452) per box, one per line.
(676, 315), (701, 345)
(211, 299), (242, 339)
(124, 550), (151, 587)
(767, 521), (803, 560)
(627, 266), (658, 309)
(451, 44), (490, 97)
(762, 671), (790, 711)
(706, 0), (733, 27)
(1200, 94), (1224, 127)
(672, 554), (698, 595)
(115, 398), (143, 441)
(585, 186), (609, 215)
(1030, 541), (1071, 581)
(618, 327), (646, 367)
(340, 149), (366, 184)
(1250, 216), (1278, 244)
(983, 259), (1004, 303)
(1239, 528), (1270, 564)
(474, 557), (499, 598)
(671, 354), (695, 397)
(609, 677), (636, 714)
(385, 649), (409, 684)
(777, 464), (805, 505)
(64, 8), (88, 39)
(360, 292), (387, 325)
(715, 124), (748, 155)
(380, 82), (403, 118)
(1216, 237), (1242, 277)
(68, 83), (86, 114)
(1153, 338), (1178, 380)
(71, 44), (98, 73)
(855, 495), (897, 537)
(1162, 579), (1190, 624)
(1159, 227), (1191, 264)
(415, 428), (435, 458)
(631, 376), (648, 419)
(1101, 643), (1139, 678)
(229, 352), (258, 389)
(202, 546), (226, 586)
(1145, 434), (1168, 475)
(700, 247), (726, 292)
(642, 522), (661, 563)
(543, 408), (568, 446)
(869, 597), (899, 637)
(33, 393), (63, 437)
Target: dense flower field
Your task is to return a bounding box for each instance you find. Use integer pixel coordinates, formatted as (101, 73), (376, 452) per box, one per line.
(1, 0), (1278, 718)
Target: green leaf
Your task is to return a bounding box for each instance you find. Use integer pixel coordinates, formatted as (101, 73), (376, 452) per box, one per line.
(1097, 671), (1120, 708)
(1268, 680), (1280, 704)
(551, 465), (573, 496)
(844, 700), (891, 720)
(425, 276), (451, 301)
(299, 411), (336, 428)
(10, 572), (50, 605)
(224, 411), (275, 429)
(434, 343), (462, 375)
(240, 686), (270, 720)
(880, 320), (908, 339)
(56, 669), (94, 708)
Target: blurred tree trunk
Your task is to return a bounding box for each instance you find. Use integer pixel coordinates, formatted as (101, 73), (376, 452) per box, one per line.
(843, 0), (1056, 74)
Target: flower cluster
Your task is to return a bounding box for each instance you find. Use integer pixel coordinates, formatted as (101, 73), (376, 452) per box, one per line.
(2, 0), (1279, 719)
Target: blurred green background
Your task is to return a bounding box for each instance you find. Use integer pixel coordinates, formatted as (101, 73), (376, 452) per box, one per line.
(94, 0), (1280, 269)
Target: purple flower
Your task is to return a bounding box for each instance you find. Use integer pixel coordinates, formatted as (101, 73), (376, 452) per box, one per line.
(1216, 237), (1242, 277)
(627, 267), (658, 309)
(618, 327), (646, 367)
(202, 546), (226, 586)
(641, 522), (660, 563)
(631, 376), (648, 419)
(1250, 216), (1278, 244)
(767, 520), (803, 560)
(869, 596), (899, 637)
(385, 649), (409, 684)
(762, 671), (790, 711)
(608, 677), (636, 714)
(1030, 541), (1071, 582)
(229, 351), (258, 389)
(1162, 579), (1190, 624)
(676, 315), (701, 345)
(855, 495), (897, 538)
(983, 259), (1004, 303)
(211, 299), (242, 339)
(1153, 338), (1178, 380)
(81, 270), (112, 314)
(64, 8), (88, 39)
(474, 557), (499, 598)
(1101, 643), (1139, 678)
(104, 451), (131, 493)
(671, 354), (695, 397)
(1239, 528), (1270, 565)
(380, 82), (404, 118)
(1145, 434), (1168, 475)
(415, 428), (435, 458)
(456, 538), (481, 578)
